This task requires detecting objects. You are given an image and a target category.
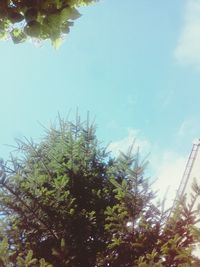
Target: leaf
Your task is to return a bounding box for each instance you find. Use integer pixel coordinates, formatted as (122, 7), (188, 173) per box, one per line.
(61, 7), (81, 21)
(39, 258), (53, 267)
(24, 21), (42, 38)
(52, 37), (63, 49)
(61, 238), (65, 252)
(69, 8), (82, 20)
(55, 0), (62, 9)
(110, 177), (121, 189)
(0, 31), (8, 40)
(11, 29), (26, 44)
(25, 250), (34, 263)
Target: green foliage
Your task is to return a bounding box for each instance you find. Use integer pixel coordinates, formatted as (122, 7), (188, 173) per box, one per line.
(0, 238), (10, 267)
(17, 250), (38, 267)
(134, 188), (200, 267)
(0, 116), (113, 266)
(0, 238), (52, 267)
(0, 0), (98, 46)
(0, 116), (200, 266)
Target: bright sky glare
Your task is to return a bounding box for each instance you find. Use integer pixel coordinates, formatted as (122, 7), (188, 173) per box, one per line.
(1, 0), (200, 207)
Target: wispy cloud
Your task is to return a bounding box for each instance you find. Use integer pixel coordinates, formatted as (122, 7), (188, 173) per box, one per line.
(177, 118), (200, 142)
(175, 0), (200, 69)
(108, 128), (151, 157)
(151, 151), (186, 209)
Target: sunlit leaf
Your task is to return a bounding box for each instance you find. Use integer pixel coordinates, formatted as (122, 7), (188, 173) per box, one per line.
(11, 29), (26, 44)
(52, 37), (63, 49)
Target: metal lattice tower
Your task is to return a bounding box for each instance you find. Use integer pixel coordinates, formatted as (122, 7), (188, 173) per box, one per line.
(171, 139), (200, 212)
(177, 140), (200, 197)
(168, 139), (200, 258)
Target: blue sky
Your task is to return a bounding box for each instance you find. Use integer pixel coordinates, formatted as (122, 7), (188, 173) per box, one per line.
(1, 0), (200, 205)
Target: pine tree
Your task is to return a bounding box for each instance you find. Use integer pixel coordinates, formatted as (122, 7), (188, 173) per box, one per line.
(0, 116), (116, 266)
(0, 116), (200, 266)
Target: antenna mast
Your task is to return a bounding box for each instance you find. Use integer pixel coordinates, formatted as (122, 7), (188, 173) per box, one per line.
(171, 139), (200, 213)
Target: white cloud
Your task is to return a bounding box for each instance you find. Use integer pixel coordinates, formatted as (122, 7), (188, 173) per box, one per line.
(177, 119), (192, 137)
(108, 129), (151, 157)
(175, 0), (200, 68)
(151, 151), (186, 209)
(177, 118), (200, 142)
(109, 130), (187, 210)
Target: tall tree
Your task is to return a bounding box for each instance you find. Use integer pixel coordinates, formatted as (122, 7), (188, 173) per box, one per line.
(0, 117), (199, 266)
(0, 117), (113, 266)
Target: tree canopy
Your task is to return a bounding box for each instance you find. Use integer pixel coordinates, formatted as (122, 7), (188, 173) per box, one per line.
(0, 117), (200, 266)
(0, 0), (98, 47)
